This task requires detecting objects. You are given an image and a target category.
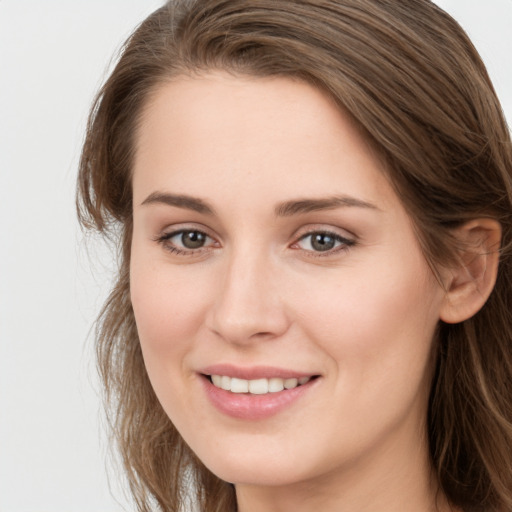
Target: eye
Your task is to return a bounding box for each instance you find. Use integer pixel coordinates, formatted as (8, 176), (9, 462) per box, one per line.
(156, 229), (216, 254)
(175, 230), (209, 249)
(294, 231), (355, 254)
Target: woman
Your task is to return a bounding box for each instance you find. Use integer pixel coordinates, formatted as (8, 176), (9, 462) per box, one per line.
(77, 1), (512, 511)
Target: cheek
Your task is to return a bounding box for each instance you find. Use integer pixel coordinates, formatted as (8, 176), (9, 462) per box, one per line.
(289, 253), (442, 399)
(129, 256), (216, 428)
(130, 256), (211, 361)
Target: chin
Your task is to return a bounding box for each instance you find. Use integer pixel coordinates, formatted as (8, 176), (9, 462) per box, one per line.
(206, 460), (305, 487)
(188, 434), (324, 488)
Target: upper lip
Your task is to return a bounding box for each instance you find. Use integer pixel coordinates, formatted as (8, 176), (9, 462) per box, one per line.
(198, 364), (318, 380)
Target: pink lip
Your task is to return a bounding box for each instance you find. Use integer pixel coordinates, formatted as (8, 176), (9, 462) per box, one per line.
(199, 364), (315, 380)
(198, 366), (320, 421)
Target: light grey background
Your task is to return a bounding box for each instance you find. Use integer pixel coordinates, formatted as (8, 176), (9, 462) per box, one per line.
(0, 1), (511, 511)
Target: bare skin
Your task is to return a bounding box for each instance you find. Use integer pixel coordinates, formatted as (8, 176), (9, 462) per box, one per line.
(130, 72), (498, 512)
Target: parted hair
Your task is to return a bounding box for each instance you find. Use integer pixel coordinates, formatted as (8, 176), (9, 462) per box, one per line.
(77, 1), (512, 511)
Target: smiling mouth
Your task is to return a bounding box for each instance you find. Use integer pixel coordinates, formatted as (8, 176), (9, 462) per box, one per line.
(206, 375), (318, 395)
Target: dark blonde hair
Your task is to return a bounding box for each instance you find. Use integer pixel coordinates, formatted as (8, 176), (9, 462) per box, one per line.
(77, 1), (512, 511)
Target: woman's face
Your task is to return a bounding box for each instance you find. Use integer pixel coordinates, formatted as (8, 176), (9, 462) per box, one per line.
(130, 72), (447, 489)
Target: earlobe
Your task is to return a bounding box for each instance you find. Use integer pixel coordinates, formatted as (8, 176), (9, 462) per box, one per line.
(439, 218), (501, 324)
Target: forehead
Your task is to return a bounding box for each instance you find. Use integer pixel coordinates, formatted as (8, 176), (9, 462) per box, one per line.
(132, 72), (393, 211)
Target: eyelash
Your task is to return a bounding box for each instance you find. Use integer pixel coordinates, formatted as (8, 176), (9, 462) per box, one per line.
(154, 228), (356, 257)
(154, 229), (215, 256)
(293, 230), (356, 257)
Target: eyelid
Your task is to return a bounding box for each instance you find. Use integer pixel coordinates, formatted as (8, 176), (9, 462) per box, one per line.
(154, 223), (220, 255)
(155, 222), (218, 241)
(164, 229), (213, 245)
(290, 225), (357, 256)
(291, 223), (356, 242)
(152, 222), (357, 257)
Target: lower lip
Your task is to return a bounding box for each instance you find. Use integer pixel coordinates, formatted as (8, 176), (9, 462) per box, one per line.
(200, 376), (318, 420)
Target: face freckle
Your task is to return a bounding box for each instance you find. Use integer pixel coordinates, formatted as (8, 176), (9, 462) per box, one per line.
(129, 71), (447, 494)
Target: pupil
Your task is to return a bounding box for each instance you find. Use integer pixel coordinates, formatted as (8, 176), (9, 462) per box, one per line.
(311, 234), (335, 251)
(181, 231), (206, 249)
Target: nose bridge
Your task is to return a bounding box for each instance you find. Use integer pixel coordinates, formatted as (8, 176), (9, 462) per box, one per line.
(208, 243), (288, 344)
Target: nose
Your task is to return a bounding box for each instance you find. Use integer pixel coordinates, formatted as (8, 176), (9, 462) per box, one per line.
(206, 248), (290, 346)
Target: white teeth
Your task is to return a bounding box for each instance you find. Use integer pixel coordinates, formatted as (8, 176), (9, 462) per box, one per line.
(249, 378), (268, 394)
(230, 377), (249, 393)
(220, 375), (231, 391)
(268, 378), (284, 393)
(284, 378), (298, 389)
(210, 375), (312, 394)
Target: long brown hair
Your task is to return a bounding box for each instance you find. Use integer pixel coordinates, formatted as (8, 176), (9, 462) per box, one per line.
(77, 1), (512, 511)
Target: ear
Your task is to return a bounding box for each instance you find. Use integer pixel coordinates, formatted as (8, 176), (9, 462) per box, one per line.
(440, 218), (501, 324)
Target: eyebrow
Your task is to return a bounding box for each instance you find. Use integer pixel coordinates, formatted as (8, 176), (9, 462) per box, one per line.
(274, 195), (379, 216)
(141, 192), (215, 215)
(141, 192), (379, 216)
